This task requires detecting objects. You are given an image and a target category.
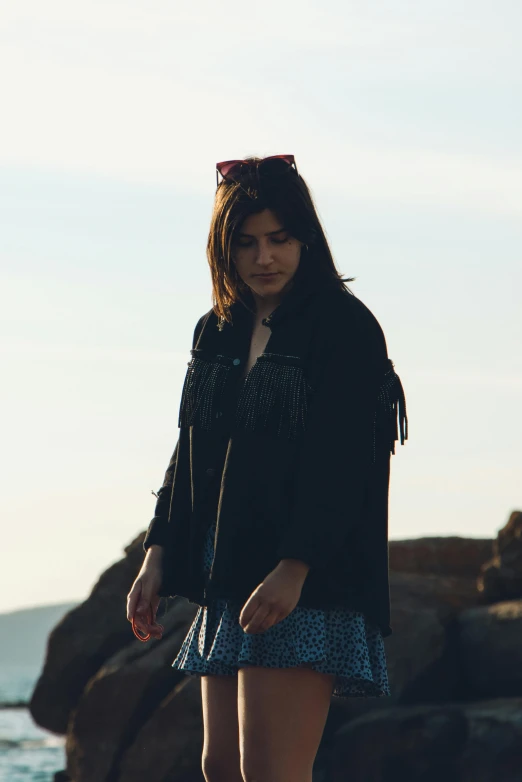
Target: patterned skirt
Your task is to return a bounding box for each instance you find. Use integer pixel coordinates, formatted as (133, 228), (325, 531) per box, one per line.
(172, 521), (391, 698)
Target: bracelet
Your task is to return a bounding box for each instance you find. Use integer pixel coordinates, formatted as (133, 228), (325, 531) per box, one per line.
(132, 606), (152, 642)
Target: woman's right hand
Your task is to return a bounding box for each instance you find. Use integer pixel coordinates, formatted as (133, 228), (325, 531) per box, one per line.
(127, 546), (166, 640)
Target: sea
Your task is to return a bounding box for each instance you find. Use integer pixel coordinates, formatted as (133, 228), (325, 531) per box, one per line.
(0, 664), (66, 782)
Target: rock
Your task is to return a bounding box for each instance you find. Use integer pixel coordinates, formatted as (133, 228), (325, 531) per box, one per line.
(389, 536), (493, 577)
(116, 676), (204, 782)
(328, 697), (522, 782)
(327, 569), (484, 735)
(35, 527), (514, 782)
(30, 532), (151, 734)
(385, 571), (484, 703)
(65, 597), (197, 782)
(478, 511), (522, 601)
(456, 599), (522, 699)
(389, 570), (483, 616)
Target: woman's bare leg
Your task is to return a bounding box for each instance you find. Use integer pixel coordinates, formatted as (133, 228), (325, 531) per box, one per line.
(201, 674), (243, 782)
(238, 665), (335, 782)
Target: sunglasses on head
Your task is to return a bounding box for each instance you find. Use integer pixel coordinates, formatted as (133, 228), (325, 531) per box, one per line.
(215, 154), (298, 188)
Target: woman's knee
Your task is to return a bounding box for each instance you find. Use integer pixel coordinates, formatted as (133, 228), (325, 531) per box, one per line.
(201, 754), (243, 782)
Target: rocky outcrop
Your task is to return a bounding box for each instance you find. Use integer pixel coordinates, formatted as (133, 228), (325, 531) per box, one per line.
(477, 510), (522, 601)
(64, 598), (198, 782)
(35, 508), (522, 782)
(388, 536), (494, 578)
(328, 697), (522, 782)
(456, 599), (522, 699)
(383, 570), (481, 704)
(116, 676), (204, 782)
(30, 533), (150, 734)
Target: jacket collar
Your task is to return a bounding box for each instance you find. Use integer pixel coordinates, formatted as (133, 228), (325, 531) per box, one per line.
(187, 275), (328, 440)
(229, 273), (337, 332)
(184, 274), (344, 440)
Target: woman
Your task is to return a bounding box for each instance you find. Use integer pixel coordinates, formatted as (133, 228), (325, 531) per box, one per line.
(127, 155), (408, 781)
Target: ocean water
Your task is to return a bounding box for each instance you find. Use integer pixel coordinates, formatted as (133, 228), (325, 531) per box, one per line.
(0, 665), (65, 782)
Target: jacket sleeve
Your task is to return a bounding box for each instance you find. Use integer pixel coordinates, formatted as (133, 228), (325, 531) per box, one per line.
(142, 313), (207, 552)
(275, 303), (388, 571)
(142, 441), (180, 551)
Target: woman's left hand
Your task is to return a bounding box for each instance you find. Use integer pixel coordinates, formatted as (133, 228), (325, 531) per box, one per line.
(239, 562), (308, 634)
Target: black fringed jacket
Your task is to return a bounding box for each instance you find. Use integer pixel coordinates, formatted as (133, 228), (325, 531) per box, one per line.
(143, 277), (408, 638)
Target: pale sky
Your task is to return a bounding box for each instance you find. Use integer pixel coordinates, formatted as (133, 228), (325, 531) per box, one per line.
(1, 0), (521, 613)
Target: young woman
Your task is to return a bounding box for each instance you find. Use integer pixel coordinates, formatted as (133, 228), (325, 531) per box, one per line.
(127, 155), (408, 782)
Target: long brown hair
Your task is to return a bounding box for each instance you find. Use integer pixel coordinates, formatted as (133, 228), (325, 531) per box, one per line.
(207, 156), (355, 323)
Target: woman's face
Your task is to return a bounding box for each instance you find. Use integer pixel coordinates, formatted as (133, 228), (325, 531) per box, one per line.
(231, 209), (304, 309)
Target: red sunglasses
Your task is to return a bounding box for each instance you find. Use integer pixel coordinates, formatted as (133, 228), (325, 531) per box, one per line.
(216, 154), (298, 187)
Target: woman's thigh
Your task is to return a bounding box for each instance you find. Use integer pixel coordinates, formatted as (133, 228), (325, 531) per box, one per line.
(238, 665), (335, 782)
(201, 673), (242, 782)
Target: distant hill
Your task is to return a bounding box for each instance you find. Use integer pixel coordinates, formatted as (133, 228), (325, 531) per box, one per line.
(0, 602), (80, 668)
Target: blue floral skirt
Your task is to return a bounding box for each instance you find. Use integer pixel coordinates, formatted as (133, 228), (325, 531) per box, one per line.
(172, 521), (391, 698)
